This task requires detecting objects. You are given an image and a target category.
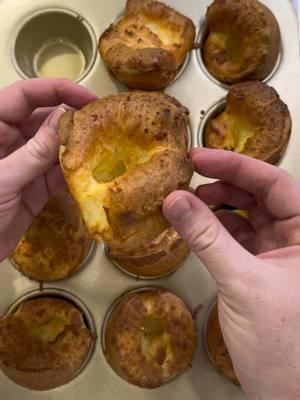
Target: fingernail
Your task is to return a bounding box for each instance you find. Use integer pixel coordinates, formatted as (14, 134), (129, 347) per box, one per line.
(166, 196), (193, 223)
(47, 107), (66, 134)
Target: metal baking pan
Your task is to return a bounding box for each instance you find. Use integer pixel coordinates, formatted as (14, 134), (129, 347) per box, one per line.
(0, 0), (299, 399)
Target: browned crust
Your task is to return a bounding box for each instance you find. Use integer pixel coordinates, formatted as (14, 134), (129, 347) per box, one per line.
(0, 297), (93, 390)
(203, 0), (281, 84)
(10, 191), (93, 281)
(104, 289), (197, 388)
(59, 92), (193, 248)
(107, 227), (190, 277)
(206, 303), (239, 385)
(99, 0), (196, 89)
(59, 92), (190, 170)
(104, 150), (193, 245)
(204, 81), (291, 164)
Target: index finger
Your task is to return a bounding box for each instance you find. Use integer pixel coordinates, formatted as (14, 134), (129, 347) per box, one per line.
(190, 148), (300, 219)
(0, 78), (97, 125)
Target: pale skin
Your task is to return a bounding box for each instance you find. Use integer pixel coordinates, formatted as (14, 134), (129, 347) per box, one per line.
(163, 148), (300, 400)
(0, 78), (97, 260)
(0, 79), (299, 399)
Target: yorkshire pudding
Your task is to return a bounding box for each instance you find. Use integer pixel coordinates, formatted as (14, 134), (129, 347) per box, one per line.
(106, 227), (190, 278)
(0, 297), (93, 390)
(10, 192), (93, 281)
(202, 0), (281, 84)
(204, 81), (291, 164)
(59, 92), (193, 248)
(104, 288), (197, 388)
(99, 0), (195, 90)
(205, 302), (239, 385)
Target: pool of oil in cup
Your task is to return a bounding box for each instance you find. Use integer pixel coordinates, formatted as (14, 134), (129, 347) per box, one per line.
(33, 38), (86, 81)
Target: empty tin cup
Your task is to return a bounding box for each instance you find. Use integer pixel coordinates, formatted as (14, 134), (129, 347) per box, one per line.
(12, 8), (97, 82)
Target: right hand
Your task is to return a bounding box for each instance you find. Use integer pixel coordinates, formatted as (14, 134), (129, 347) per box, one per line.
(163, 148), (300, 400)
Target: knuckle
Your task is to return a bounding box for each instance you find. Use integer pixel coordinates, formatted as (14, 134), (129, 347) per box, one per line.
(25, 136), (52, 163)
(56, 78), (73, 91)
(184, 218), (220, 254)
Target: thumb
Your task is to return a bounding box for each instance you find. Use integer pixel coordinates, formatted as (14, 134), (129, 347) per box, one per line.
(0, 107), (65, 191)
(163, 190), (256, 286)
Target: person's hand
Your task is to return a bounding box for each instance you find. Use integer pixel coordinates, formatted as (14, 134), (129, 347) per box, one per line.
(0, 78), (97, 261)
(163, 148), (300, 400)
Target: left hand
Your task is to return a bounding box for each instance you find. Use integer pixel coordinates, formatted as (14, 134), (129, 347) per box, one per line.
(0, 78), (97, 261)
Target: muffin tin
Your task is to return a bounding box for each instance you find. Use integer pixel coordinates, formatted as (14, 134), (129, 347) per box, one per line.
(196, 24), (283, 89)
(104, 244), (186, 280)
(101, 286), (197, 388)
(0, 0), (299, 399)
(5, 288), (97, 382)
(202, 299), (239, 385)
(10, 239), (96, 282)
(12, 8), (97, 81)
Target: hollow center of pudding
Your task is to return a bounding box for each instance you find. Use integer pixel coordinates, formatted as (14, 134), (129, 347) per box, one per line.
(92, 143), (152, 183)
(20, 313), (70, 344)
(209, 29), (243, 63)
(142, 317), (165, 336)
(211, 112), (254, 152)
(141, 317), (169, 365)
(144, 18), (181, 47)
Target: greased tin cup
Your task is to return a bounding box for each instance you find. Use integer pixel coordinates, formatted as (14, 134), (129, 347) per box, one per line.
(1, 288), (96, 389)
(102, 286), (197, 389)
(12, 8), (97, 82)
(202, 299), (240, 386)
(195, 24), (282, 90)
(9, 240), (96, 282)
(0, 1), (299, 400)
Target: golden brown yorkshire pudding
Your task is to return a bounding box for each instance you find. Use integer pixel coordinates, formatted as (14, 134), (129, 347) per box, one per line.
(59, 92), (193, 248)
(99, 0), (195, 90)
(10, 192), (93, 281)
(104, 288), (197, 388)
(106, 227), (190, 278)
(0, 297), (93, 390)
(202, 0), (281, 84)
(204, 81), (291, 164)
(205, 302), (239, 385)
